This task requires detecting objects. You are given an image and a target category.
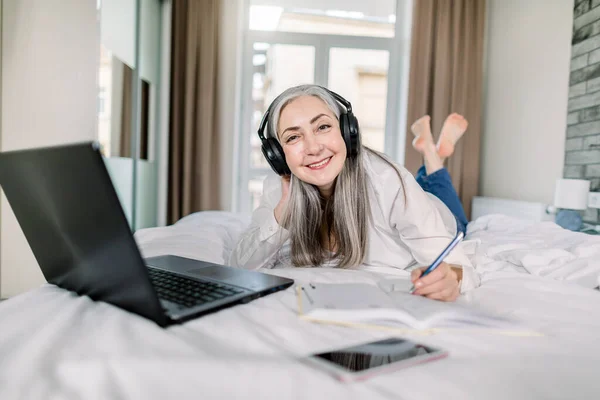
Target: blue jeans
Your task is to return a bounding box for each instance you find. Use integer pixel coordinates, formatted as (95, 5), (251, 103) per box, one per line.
(416, 166), (468, 235)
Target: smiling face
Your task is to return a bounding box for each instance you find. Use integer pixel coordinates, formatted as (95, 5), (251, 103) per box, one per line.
(277, 95), (347, 196)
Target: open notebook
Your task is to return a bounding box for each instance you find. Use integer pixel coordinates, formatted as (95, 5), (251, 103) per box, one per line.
(297, 282), (535, 334)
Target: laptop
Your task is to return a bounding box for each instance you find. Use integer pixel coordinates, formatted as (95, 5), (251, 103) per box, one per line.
(0, 142), (293, 327)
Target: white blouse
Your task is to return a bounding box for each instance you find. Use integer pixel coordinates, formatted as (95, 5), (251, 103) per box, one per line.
(229, 151), (480, 293)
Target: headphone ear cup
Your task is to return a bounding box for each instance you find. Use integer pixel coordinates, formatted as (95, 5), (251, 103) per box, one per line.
(346, 112), (360, 157)
(340, 112), (360, 158)
(261, 138), (291, 176)
(339, 113), (351, 155)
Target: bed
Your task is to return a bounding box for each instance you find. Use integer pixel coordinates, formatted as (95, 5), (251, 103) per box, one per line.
(1, 208), (600, 399)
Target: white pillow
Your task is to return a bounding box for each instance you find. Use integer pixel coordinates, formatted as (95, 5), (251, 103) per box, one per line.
(135, 211), (251, 265)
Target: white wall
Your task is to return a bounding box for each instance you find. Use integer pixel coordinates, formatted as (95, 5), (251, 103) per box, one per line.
(481, 0), (573, 204)
(0, 0), (98, 297)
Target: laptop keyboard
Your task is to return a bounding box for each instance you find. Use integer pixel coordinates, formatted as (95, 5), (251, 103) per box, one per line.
(147, 267), (245, 309)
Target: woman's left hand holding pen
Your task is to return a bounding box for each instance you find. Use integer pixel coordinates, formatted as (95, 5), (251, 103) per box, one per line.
(410, 262), (462, 302)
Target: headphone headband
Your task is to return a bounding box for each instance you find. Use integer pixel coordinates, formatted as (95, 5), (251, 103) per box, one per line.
(327, 90), (352, 114)
(257, 108), (270, 141)
(256, 86), (360, 176)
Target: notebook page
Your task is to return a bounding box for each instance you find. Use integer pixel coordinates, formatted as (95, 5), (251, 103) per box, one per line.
(300, 283), (395, 312)
(387, 292), (458, 322)
(388, 291), (514, 328)
(299, 283), (422, 328)
(299, 283), (516, 329)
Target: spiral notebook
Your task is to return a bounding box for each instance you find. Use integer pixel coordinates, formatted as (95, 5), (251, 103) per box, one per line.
(296, 282), (538, 335)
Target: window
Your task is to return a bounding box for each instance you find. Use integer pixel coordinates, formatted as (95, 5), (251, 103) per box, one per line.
(327, 47), (390, 152)
(236, 0), (409, 214)
(249, 0), (396, 38)
(356, 69), (388, 150)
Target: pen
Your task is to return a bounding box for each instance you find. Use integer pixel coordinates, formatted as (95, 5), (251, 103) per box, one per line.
(409, 231), (465, 294)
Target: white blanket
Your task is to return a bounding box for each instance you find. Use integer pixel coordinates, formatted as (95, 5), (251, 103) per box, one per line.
(467, 214), (600, 288)
(1, 212), (600, 400)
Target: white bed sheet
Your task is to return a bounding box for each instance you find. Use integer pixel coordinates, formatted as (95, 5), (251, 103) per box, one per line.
(1, 212), (599, 400)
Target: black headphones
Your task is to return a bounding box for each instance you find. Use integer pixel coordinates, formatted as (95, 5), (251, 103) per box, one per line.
(257, 87), (360, 176)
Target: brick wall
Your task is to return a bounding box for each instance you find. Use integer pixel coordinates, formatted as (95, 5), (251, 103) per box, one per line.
(566, 0), (600, 223)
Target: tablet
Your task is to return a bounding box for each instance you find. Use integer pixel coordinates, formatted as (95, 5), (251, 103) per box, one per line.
(304, 337), (448, 382)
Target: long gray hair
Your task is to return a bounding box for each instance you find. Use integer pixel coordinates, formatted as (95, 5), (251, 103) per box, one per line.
(267, 84), (402, 269)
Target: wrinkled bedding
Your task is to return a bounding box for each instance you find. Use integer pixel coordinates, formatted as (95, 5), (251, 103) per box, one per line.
(0, 212), (599, 400)
(467, 214), (600, 288)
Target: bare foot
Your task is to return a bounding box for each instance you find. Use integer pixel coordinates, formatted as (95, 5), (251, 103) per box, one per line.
(411, 115), (443, 175)
(437, 113), (468, 159)
(411, 115), (435, 154)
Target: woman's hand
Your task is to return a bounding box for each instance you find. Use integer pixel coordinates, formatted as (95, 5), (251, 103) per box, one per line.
(410, 262), (462, 302)
(274, 175), (291, 224)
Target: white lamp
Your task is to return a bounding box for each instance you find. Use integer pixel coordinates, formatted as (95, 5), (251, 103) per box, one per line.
(553, 178), (590, 231)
